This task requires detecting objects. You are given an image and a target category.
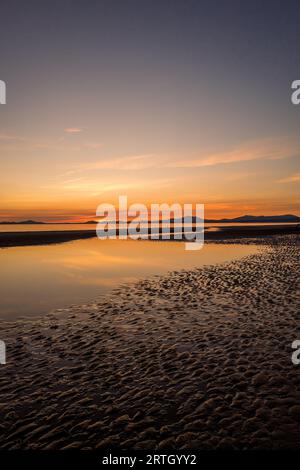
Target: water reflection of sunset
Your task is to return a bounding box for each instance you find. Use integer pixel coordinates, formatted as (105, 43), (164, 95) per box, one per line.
(0, 238), (257, 319)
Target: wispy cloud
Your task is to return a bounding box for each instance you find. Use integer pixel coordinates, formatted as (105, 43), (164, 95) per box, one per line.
(278, 172), (300, 183)
(64, 137), (299, 176)
(64, 127), (82, 134)
(168, 137), (300, 168)
(43, 175), (175, 196)
(0, 132), (101, 153)
(0, 133), (27, 142)
(70, 154), (159, 173)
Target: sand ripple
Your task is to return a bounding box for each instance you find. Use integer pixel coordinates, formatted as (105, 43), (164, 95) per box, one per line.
(0, 235), (299, 450)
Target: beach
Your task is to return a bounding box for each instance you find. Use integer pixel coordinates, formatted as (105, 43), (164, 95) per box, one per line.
(0, 234), (299, 450)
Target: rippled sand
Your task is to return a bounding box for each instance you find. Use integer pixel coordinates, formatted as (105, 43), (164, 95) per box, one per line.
(0, 235), (299, 450)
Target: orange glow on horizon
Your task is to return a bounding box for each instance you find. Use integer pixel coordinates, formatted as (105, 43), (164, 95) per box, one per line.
(1, 199), (299, 224)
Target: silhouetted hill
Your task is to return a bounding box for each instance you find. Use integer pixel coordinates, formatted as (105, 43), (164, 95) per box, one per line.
(84, 214), (300, 224)
(0, 220), (45, 225)
(206, 214), (300, 223)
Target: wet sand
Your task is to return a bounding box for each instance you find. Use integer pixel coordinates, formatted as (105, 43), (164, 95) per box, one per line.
(0, 235), (299, 450)
(0, 229), (97, 248)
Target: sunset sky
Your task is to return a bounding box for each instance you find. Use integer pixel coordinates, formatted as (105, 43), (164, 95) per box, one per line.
(1, 0), (299, 222)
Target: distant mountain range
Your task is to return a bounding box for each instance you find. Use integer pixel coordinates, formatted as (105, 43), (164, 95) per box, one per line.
(205, 214), (300, 223)
(86, 214), (300, 224)
(0, 220), (45, 225)
(1, 214), (300, 224)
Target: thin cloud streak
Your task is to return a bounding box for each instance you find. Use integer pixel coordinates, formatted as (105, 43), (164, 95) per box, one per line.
(66, 137), (299, 175)
(64, 128), (82, 134)
(69, 154), (159, 173)
(43, 176), (176, 196)
(278, 172), (300, 183)
(169, 138), (300, 168)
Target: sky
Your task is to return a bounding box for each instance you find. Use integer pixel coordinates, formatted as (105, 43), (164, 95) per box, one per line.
(0, 0), (299, 222)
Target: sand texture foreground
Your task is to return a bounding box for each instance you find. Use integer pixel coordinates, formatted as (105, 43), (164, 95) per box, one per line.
(0, 235), (299, 450)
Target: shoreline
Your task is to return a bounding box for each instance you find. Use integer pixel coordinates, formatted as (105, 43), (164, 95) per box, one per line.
(0, 234), (299, 449)
(0, 224), (299, 248)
